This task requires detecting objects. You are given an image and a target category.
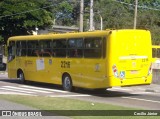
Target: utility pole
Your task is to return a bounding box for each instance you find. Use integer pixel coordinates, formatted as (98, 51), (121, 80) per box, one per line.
(80, 0), (84, 32)
(134, 0), (138, 29)
(90, 0), (94, 31)
(97, 12), (103, 30)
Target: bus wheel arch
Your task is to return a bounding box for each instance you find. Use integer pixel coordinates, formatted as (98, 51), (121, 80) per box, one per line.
(62, 73), (73, 91)
(17, 69), (25, 84)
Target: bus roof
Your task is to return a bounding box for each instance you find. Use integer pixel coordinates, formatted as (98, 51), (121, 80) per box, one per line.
(8, 29), (150, 41)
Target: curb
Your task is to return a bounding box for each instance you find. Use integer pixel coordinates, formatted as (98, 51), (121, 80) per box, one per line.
(145, 89), (155, 92)
(145, 89), (160, 93)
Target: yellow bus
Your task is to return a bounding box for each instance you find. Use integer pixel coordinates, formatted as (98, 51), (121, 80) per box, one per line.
(7, 29), (152, 91)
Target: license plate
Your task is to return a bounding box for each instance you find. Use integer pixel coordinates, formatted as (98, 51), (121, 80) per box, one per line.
(130, 70), (138, 74)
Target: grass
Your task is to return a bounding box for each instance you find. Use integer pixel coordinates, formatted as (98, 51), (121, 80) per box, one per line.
(0, 95), (136, 110)
(0, 95), (159, 119)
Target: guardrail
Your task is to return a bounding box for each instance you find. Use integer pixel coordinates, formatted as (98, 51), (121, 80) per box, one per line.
(152, 58), (160, 84)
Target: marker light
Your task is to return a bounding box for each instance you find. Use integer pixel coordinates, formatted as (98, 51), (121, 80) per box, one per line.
(148, 63), (152, 76)
(112, 65), (118, 77)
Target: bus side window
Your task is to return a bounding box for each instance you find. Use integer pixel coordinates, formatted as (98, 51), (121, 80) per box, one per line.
(52, 40), (67, 57)
(21, 41), (27, 56)
(8, 41), (16, 62)
(84, 37), (102, 58)
(27, 41), (39, 57)
(68, 38), (83, 58)
(16, 41), (21, 56)
(16, 41), (26, 57)
(39, 40), (52, 57)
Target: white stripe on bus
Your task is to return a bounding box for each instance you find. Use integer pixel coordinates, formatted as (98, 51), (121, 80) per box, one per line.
(119, 56), (148, 60)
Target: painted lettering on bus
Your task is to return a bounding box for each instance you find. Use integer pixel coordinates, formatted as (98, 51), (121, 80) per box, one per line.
(61, 61), (70, 68)
(142, 58), (148, 62)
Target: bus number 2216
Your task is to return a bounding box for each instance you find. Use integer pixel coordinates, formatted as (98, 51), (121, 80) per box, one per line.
(61, 61), (70, 68)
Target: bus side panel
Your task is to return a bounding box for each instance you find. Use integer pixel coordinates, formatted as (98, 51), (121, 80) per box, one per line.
(50, 58), (65, 85)
(16, 57), (26, 78)
(65, 58), (84, 88)
(69, 36), (109, 89)
(24, 57), (40, 82)
(8, 58), (17, 78)
(78, 58), (107, 89)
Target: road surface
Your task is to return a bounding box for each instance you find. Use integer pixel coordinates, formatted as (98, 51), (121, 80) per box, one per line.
(0, 73), (160, 110)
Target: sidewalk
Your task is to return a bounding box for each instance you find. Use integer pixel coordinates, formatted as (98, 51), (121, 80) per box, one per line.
(121, 83), (160, 93)
(139, 84), (160, 93)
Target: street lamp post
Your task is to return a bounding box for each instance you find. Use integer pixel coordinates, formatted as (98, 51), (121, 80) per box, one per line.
(90, 0), (94, 31)
(89, 0), (103, 31)
(80, 0), (84, 32)
(97, 12), (103, 30)
(134, 0), (138, 29)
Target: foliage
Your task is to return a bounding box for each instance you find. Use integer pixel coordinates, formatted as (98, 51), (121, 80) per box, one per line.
(0, 0), (53, 43)
(93, 0), (160, 44)
(53, 0), (74, 26)
(0, 0), (160, 44)
(0, 35), (4, 43)
(94, 0), (133, 30)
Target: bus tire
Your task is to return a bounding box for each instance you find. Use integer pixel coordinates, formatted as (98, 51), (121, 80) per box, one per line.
(62, 74), (73, 91)
(18, 70), (25, 84)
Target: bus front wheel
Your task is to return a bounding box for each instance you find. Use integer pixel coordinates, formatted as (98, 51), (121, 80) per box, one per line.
(62, 74), (73, 91)
(18, 71), (25, 84)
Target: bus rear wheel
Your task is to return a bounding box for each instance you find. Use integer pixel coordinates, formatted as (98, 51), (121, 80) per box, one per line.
(18, 71), (25, 84)
(62, 74), (73, 91)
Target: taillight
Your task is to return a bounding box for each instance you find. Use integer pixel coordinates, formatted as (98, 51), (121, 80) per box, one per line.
(112, 65), (118, 77)
(148, 63), (152, 76)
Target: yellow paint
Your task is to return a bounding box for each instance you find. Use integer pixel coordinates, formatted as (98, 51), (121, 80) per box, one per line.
(7, 29), (152, 89)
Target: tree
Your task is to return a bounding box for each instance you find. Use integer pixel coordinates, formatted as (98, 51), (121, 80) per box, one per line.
(54, 1), (74, 26)
(0, 0), (159, 44)
(0, 35), (4, 44)
(48, 0), (77, 26)
(94, 0), (133, 30)
(93, 0), (160, 44)
(0, 0), (54, 43)
(135, 0), (160, 44)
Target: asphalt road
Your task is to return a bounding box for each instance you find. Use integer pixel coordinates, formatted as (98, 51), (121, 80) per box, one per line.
(0, 73), (160, 110)
(0, 74), (71, 119)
